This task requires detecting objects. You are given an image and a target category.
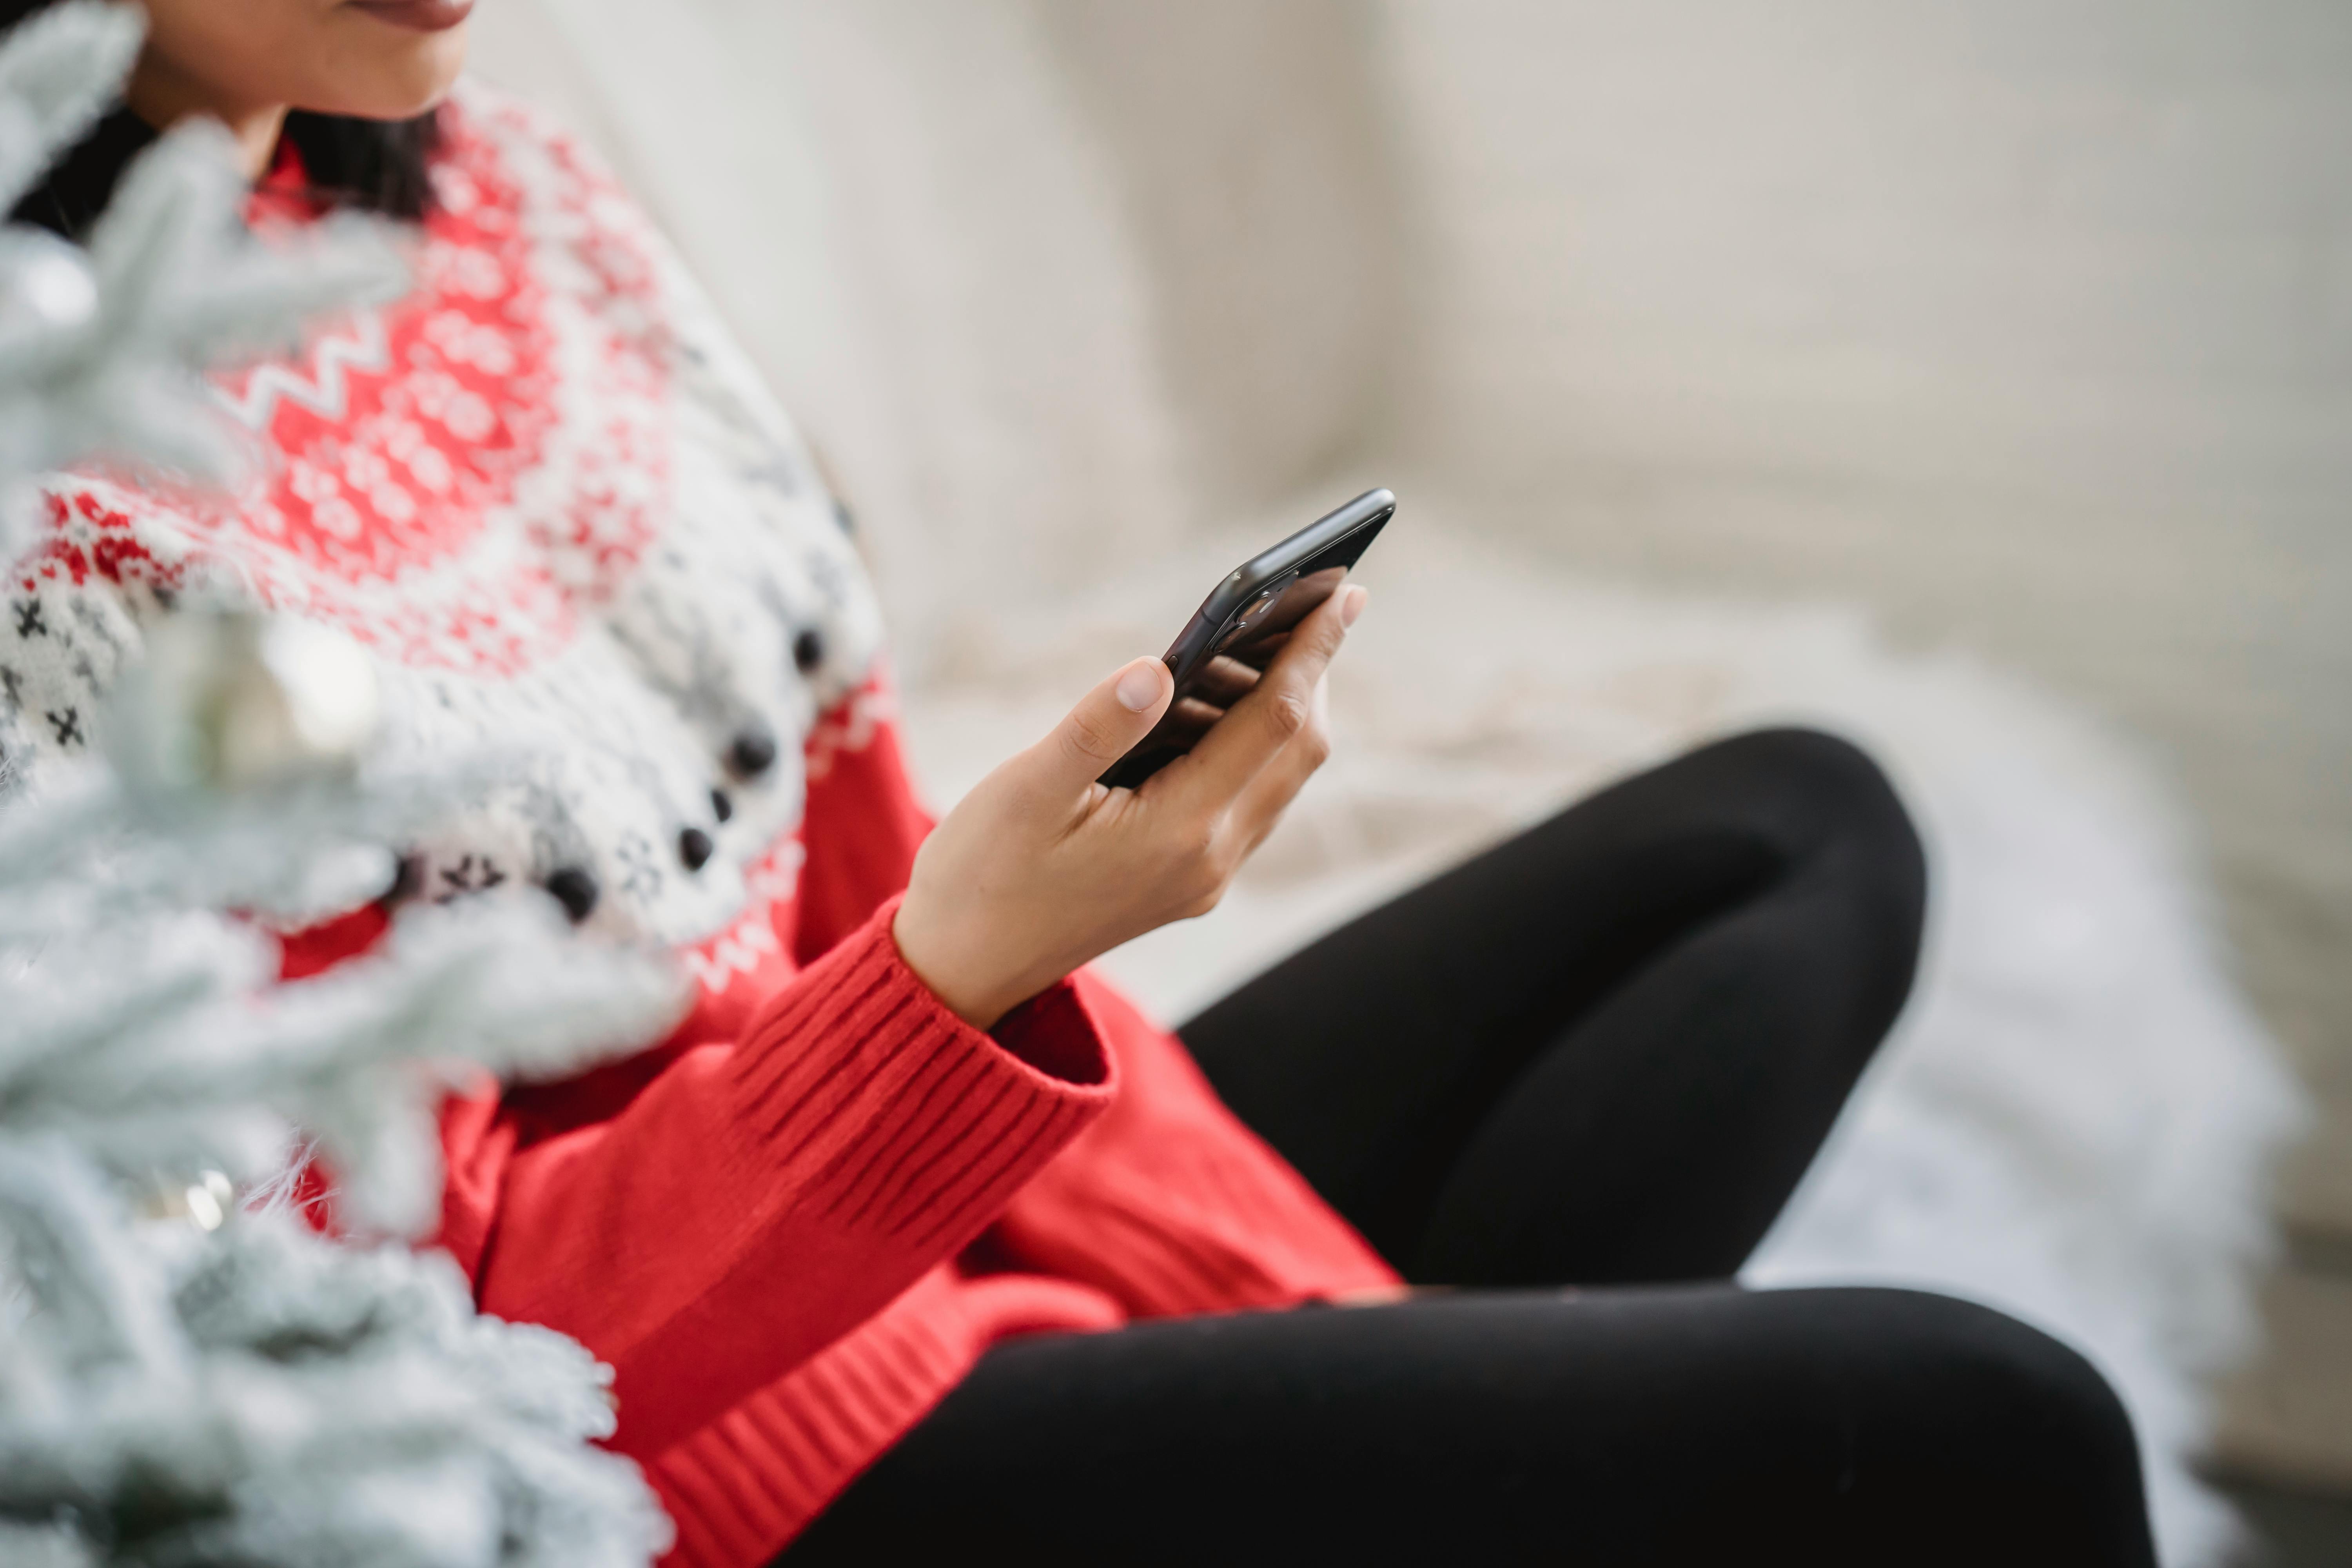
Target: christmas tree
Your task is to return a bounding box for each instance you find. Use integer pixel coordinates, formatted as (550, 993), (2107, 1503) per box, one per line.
(0, 7), (679, 1563)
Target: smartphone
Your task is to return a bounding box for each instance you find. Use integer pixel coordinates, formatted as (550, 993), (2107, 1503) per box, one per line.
(1098, 487), (1395, 789)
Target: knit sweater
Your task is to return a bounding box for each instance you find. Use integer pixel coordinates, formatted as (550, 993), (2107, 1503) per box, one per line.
(0, 85), (1398, 1566)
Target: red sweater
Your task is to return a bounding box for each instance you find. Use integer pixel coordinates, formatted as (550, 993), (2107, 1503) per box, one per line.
(445, 707), (1397, 1564)
(0, 85), (1397, 1566)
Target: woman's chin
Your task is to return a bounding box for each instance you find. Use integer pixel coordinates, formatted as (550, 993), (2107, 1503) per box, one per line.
(312, 27), (469, 120)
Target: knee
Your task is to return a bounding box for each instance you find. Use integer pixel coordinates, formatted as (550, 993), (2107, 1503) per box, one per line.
(1702, 729), (1919, 860)
(1698, 727), (1926, 956)
(1828, 1289), (2153, 1557)
(1867, 1289), (2135, 1444)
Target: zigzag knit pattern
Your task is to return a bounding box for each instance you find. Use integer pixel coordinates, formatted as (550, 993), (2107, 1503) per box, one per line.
(0, 82), (884, 953)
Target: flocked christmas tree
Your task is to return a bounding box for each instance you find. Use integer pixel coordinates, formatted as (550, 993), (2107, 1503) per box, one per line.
(0, 7), (679, 1563)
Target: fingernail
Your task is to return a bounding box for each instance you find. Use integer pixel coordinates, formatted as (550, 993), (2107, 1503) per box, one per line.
(1115, 661), (1163, 711)
(1340, 584), (1368, 627)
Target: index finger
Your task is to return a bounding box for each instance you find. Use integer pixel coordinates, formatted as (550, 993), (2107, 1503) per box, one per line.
(1151, 583), (1363, 807)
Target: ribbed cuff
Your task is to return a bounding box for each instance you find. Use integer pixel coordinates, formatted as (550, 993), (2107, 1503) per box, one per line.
(729, 897), (1116, 1250)
(983, 972), (1402, 1319)
(989, 978), (1110, 1087)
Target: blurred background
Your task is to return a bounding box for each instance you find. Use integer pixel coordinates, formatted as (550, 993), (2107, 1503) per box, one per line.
(472, 2), (2347, 1561)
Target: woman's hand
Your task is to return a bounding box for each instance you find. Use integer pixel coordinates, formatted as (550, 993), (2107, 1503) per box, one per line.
(893, 584), (1367, 1029)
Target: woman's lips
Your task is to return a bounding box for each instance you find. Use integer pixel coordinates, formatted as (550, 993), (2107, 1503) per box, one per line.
(348, 0), (474, 32)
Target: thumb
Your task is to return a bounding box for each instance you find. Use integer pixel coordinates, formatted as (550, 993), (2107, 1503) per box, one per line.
(1030, 656), (1173, 791)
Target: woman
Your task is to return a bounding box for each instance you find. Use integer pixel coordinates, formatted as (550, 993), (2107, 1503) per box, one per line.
(2, 2), (2157, 1564)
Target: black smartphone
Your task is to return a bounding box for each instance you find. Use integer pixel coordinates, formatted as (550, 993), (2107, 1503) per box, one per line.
(1099, 488), (1395, 789)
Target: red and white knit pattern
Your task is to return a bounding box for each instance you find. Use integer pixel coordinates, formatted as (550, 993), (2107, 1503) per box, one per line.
(0, 83), (884, 950)
(1, 87), (1408, 1568)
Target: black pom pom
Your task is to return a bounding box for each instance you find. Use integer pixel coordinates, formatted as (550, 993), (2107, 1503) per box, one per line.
(728, 724), (778, 778)
(544, 866), (600, 924)
(384, 851), (426, 905)
(710, 787), (734, 823)
(678, 826), (715, 872)
(792, 628), (825, 674)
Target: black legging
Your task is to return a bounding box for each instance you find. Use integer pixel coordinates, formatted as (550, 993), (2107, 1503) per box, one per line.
(788, 729), (2157, 1566)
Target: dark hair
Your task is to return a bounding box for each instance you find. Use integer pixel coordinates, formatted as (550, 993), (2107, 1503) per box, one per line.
(2, 0), (440, 240)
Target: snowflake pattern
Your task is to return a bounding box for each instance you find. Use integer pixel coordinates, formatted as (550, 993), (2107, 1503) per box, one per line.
(435, 853), (508, 899)
(0, 83), (889, 959)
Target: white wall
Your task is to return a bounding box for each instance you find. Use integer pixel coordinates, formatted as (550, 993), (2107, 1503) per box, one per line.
(1366, 0), (2352, 1228)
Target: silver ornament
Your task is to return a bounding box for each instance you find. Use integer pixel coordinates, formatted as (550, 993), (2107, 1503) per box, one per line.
(107, 608), (383, 797)
(0, 225), (98, 349)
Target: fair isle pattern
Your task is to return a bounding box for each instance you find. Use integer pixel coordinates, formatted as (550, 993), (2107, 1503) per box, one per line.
(0, 82), (884, 953)
(202, 97), (588, 672)
(213, 309), (391, 431)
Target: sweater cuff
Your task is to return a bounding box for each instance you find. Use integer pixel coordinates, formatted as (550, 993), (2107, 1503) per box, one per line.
(988, 978), (1109, 1087)
(729, 897), (1116, 1246)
